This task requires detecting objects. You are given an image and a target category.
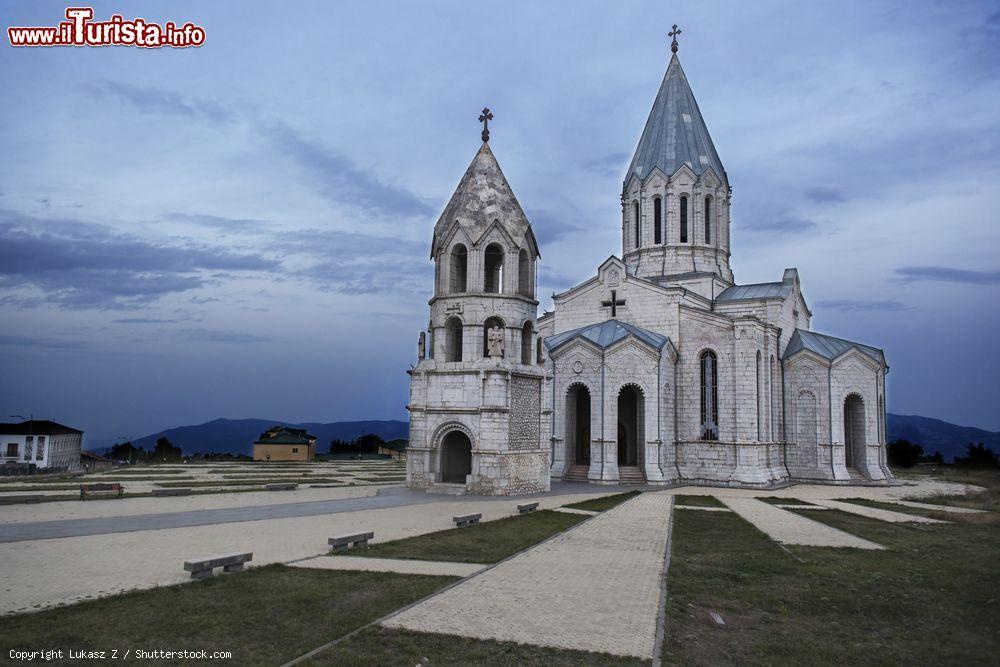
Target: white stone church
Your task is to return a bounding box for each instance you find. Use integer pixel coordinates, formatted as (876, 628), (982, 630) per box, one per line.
(406, 37), (892, 495)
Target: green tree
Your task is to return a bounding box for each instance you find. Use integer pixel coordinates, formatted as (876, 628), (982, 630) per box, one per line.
(887, 439), (923, 468)
(152, 437), (183, 462)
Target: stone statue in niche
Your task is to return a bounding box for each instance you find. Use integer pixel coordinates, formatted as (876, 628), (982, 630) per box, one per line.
(487, 325), (504, 359)
(418, 331), (426, 359)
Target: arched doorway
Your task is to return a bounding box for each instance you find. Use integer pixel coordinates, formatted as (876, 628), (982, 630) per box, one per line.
(617, 385), (643, 466)
(844, 394), (865, 469)
(440, 430), (472, 483)
(566, 384), (591, 464)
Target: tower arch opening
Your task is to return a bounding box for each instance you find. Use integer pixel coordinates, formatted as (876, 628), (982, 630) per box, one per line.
(449, 244), (468, 293)
(484, 243), (504, 293)
(440, 430), (472, 483)
(844, 394), (866, 470)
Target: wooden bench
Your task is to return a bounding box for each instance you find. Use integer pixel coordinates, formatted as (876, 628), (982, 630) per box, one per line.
(79, 483), (123, 501)
(0, 495), (44, 505)
(183, 552), (253, 579)
(152, 488), (192, 497)
(328, 531), (374, 551)
(266, 483), (298, 491)
(453, 513), (481, 527)
(517, 502), (539, 513)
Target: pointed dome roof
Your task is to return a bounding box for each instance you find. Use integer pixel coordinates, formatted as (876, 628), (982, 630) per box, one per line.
(625, 54), (726, 187)
(431, 142), (537, 258)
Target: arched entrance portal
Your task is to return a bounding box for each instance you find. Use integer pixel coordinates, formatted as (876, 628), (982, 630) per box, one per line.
(440, 430), (472, 483)
(617, 385), (643, 466)
(844, 394), (865, 470)
(566, 384), (591, 464)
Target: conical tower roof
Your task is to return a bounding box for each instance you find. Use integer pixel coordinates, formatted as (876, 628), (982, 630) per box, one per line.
(625, 54), (726, 187)
(431, 142), (537, 258)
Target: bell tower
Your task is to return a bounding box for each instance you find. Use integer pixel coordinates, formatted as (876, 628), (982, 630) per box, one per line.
(405, 109), (550, 496)
(621, 27), (734, 284)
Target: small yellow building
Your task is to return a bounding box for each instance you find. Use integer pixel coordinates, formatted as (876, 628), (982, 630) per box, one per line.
(253, 426), (317, 462)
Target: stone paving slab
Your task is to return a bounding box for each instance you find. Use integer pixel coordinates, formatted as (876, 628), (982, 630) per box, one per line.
(812, 499), (947, 524)
(675, 505), (731, 512)
(775, 504), (830, 510)
(885, 499), (987, 514)
(552, 507), (600, 516)
(720, 497), (884, 549)
(292, 556), (487, 577)
(383, 493), (674, 659)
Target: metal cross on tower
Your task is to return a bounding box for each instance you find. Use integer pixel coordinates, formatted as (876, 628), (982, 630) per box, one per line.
(479, 107), (494, 142)
(602, 290), (626, 318)
(669, 24), (682, 53)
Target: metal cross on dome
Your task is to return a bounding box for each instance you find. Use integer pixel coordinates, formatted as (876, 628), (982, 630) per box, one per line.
(669, 24), (682, 53)
(479, 107), (494, 142)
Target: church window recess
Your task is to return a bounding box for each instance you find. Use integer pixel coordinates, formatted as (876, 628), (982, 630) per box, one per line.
(699, 350), (718, 440)
(704, 197), (711, 244)
(756, 350), (762, 441)
(653, 197), (662, 244)
(520, 322), (533, 365)
(483, 244), (504, 293)
(633, 201), (640, 248)
(680, 196), (689, 243)
(450, 244), (468, 293)
(444, 317), (463, 362)
(517, 249), (532, 298)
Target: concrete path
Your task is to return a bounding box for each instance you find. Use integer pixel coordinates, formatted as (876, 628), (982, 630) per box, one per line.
(775, 504), (829, 510)
(292, 556), (486, 577)
(884, 499), (986, 514)
(812, 499), (947, 524)
(383, 493), (674, 659)
(552, 507), (599, 516)
(720, 497), (884, 549)
(675, 505), (731, 512)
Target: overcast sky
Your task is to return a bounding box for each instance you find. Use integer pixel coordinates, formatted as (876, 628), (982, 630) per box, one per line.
(1, 0), (998, 445)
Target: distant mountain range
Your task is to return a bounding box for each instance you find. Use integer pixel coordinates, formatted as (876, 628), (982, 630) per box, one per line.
(97, 418), (409, 456)
(93, 414), (998, 461)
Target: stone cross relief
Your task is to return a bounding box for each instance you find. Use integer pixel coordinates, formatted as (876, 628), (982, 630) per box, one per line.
(602, 290), (626, 318)
(487, 325), (504, 359)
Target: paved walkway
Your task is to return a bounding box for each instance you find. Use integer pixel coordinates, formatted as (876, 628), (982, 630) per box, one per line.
(884, 499), (986, 514)
(292, 556), (487, 577)
(812, 499), (947, 524)
(720, 497), (884, 549)
(383, 493), (674, 659)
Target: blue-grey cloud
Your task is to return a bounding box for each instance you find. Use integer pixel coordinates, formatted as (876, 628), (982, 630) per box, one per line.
(804, 187), (846, 204)
(0, 333), (89, 349)
(744, 215), (818, 233)
(815, 299), (909, 312)
(0, 210), (281, 309)
(895, 266), (1000, 285)
(112, 318), (183, 324)
(86, 79), (234, 125)
(167, 213), (270, 234)
(582, 152), (629, 177)
(179, 328), (271, 344)
(260, 122), (435, 218)
(526, 208), (590, 245)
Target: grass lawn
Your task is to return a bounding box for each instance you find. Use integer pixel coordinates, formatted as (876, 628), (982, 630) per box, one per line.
(5, 565), (455, 666)
(663, 503), (999, 665)
(754, 495), (815, 506)
(674, 494), (725, 507)
(310, 625), (646, 666)
(351, 510), (587, 563)
(563, 490), (641, 512)
(158, 478), (342, 487)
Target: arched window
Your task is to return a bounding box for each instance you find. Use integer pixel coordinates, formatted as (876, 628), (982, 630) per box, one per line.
(483, 316), (504, 358)
(756, 350), (762, 441)
(704, 197), (712, 244)
(700, 350), (718, 440)
(444, 317), (463, 362)
(536, 336), (544, 364)
(680, 195), (689, 243)
(521, 322), (533, 365)
(653, 197), (662, 244)
(517, 249), (532, 297)
(770, 355), (778, 440)
(484, 244), (504, 293)
(633, 201), (640, 249)
(450, 245), (467, 293)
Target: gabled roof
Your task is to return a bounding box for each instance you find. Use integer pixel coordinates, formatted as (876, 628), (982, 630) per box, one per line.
(0, 420), (83, 435)
(255, 426), (316, 445)
(625, 54), (727, 187)
(545, 319), (669, 353)
(715, 281), (790, 302)
(431, 142), (537, 258)
(783, 329), (885, 365)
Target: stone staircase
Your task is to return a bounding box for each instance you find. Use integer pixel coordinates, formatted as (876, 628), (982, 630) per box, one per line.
(561, 464), (590, 483)
(618, 466), (647, 485)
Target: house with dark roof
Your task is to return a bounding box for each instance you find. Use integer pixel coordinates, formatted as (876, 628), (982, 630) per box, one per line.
(253, 426), (317, 462)
(0, 420), (84, 471)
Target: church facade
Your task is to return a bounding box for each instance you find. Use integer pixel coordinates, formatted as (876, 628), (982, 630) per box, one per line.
(406, 39), (892, 495)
